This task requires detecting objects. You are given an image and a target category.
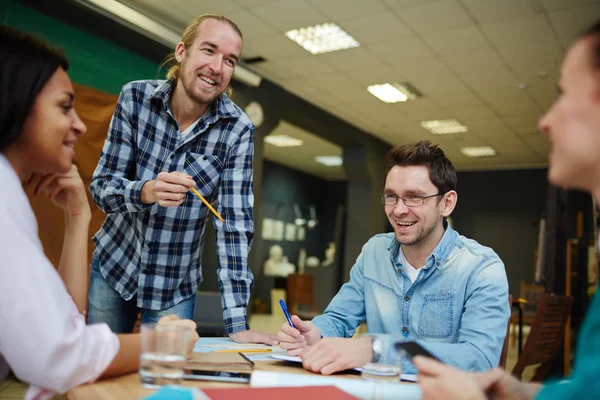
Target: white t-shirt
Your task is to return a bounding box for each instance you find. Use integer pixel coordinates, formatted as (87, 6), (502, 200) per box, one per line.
(180, 115), (203, 137)
(0, 154), (119, 399)
(398, 246), (423, 284)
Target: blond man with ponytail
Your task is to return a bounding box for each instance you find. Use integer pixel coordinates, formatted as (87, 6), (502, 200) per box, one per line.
(89, 14), (276, 345)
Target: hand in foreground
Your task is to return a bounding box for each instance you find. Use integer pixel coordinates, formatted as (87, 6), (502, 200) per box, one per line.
(26, 165), (90, 219)
(277, 315), (322, 355)
(300, 337), (372, 375)
(142, 171), (195, 206)
(414, 356), (487, 400)
(415, 356), (539, 400)
(230, 329), (279, 346)
(157, 315), (199, 359)
(474, 366), (540, 400)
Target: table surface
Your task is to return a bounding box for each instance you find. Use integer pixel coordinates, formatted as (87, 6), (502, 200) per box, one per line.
(66, 359), (362, 400)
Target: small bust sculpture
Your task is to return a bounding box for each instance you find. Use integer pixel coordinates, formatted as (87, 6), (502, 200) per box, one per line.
(264, 245), (295, 277)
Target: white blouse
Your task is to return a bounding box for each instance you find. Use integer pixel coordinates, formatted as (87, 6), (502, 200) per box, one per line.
(0, 154), (119, 399)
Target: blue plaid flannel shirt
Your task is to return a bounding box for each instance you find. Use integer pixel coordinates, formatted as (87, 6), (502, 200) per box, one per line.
(90, 79), (255, 333)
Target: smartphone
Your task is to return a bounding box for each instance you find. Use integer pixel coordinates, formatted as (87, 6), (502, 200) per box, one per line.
(395, 341), (442, 362)
(182, 369), (251, 383)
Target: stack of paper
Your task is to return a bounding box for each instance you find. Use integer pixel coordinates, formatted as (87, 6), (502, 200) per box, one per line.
(185, 352), (252, 372)
(250, 370), (421, 400)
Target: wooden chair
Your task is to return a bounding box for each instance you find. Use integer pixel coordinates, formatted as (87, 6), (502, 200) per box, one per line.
(510, 281), (545, 346)
(286, 273), (320, 320)
(511, 293), (573, 381)
(499, 294), (512, 369)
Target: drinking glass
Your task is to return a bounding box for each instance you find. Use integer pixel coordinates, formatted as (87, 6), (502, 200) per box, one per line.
(360, 334), (405, 383)
(139, 323), (191, 389)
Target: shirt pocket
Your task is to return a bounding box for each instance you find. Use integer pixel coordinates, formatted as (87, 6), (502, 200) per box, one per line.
(184, 153), (224, 198)
(417, 291), (453, 339)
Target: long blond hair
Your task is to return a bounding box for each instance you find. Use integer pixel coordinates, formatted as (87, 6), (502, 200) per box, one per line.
(162, 14), (243, 81)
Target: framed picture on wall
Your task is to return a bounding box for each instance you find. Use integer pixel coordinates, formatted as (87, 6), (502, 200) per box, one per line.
(262, 218), (274, 240)
(285, 223), (296, 242)
(273, 220), (285, 241)
(297, 226), (306, 241)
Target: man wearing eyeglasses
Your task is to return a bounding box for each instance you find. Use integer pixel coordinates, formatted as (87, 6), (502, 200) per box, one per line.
(277, 140), (510, 376)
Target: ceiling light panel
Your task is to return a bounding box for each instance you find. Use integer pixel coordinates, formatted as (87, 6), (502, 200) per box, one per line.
(461, 146), (497, 157)
(285, 23), (360, 55)
(264, 135), (303, 147)
(315, 155), (343, 166)
(367, 83), (419, 103)
(421, 119), (468, 134)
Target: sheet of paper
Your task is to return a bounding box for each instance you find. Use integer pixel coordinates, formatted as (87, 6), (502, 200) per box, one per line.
(251, 370), (421, 400)
(269, 354), (418, 382)
(193, 338), (286, 362)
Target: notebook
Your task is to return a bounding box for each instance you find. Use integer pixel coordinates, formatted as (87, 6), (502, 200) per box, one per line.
(185, 352), (252, 372)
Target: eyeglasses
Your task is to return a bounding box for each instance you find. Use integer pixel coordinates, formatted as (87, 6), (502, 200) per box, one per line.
(379, 193), (443, 207)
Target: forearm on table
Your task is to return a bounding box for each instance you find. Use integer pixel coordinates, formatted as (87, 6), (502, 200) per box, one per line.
(100, 334), (141, 379)
(57, 212), (91, 313)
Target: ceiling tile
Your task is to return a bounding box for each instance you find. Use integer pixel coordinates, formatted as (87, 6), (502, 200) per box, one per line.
(548, 4), (600, 42)
(252, 60), (303, 82)
(248, 0), (326, 32)
(413, 72), (467, 95)
(367, 36), (435, 64)
(523, 134), (551, 161)
(227, 10), (280, 41)
(496, 39), (564, 84)
(461, 0), (543, 24)
(540, 0), (600, 11)
(443, 50), (507, 76)
(316, 47), (385, 72)
(394, 0), (474, 35)
(394, 98), (448, 121)
(234, 0), (281, 8)
(480, 15), (556, 48)
(527, 74), (560, 112)
(384, 0), (443, 9)
(253, 35), (311, 60)
(345, 65), (399, 87)
(478, 90), (542, 116)
(340, 13), (413, 45)
(277, 57), (337, 76)
(501, 114), (543, 135)
(170, 0), (242, 15)
(422, 26), (491, 57)
(447, 105), (499, 126)
(461, 68), (519, 92)
(306, 0), (390, 22)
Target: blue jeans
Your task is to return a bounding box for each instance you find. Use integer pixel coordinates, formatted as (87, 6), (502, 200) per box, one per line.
(88, 256), (195, 333)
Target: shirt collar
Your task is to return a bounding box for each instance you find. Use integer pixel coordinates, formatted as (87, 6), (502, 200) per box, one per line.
(387, 220), (457, 271)
(150, 79), (241, 121)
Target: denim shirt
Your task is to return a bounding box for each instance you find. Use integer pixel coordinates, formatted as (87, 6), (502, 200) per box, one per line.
(312, 225), (510, 373)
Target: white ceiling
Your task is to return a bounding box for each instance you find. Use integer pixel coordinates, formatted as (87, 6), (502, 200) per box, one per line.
(119, 0), (600, 174)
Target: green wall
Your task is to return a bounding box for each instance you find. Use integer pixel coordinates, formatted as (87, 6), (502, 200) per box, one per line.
(1, 0), (162, 94)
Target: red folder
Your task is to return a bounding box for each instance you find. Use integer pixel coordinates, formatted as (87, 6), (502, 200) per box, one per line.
(203, 385), (359, 399)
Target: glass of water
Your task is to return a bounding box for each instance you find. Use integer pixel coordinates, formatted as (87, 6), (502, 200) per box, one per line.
(360, 334), (404, 383)
(139, 323), (192, 389)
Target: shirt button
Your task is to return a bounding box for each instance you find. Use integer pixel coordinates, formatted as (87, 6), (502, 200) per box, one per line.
(404, 296), (410, 301)
(436, 261), (441, 266)
(397, 268), (402, 273)
(402, 327), (408, 333)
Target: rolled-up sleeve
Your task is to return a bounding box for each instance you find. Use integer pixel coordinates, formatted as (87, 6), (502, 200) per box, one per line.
(215, 125), (255, 334)
(89, 86), (151, 214)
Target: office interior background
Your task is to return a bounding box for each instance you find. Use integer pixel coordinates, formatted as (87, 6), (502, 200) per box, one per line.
(3, 0), (600, 382)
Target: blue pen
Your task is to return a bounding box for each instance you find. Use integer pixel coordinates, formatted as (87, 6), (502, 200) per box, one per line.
(279, 299), (296, 328)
